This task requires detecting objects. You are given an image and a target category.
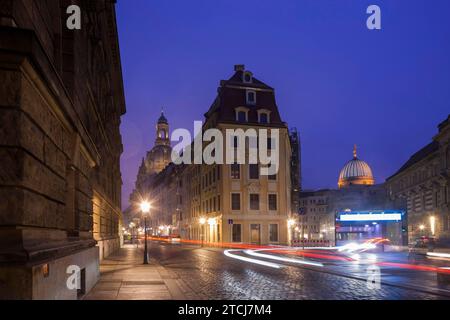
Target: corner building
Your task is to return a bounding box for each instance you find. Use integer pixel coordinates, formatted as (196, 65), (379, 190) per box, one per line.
(196, 65), (294, 245)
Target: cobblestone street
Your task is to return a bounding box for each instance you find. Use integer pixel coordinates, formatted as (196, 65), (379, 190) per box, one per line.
(87, 242), (450, 300)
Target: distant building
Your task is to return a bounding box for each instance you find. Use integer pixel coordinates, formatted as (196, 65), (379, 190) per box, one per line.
(300, 147), (404, 245)
(0, 1), (125, 299)
(386, 115), (450, 245)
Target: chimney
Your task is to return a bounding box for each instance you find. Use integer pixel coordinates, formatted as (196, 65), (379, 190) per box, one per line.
(234, 64), (245, 72)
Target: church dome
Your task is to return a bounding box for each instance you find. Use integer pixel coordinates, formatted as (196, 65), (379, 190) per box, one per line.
(338, 145), (374, 188)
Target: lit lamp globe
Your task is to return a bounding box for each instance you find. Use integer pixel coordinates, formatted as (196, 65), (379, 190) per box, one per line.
(199, 217), (206, 225)
(140, 201), (151, 214)
(287, 219), (296, 228)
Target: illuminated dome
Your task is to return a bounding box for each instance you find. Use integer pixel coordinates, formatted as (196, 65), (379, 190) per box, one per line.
(338, 145), (374, 188)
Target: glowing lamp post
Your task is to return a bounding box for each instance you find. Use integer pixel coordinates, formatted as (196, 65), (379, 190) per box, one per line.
(287, 218), (296, 247)
(140, 201), (151, 265)
(199, 217), (206, 247)
(430, 216), (436, 236)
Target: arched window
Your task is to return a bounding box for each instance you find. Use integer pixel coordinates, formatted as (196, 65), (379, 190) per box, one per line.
(246, 90), (256, 105)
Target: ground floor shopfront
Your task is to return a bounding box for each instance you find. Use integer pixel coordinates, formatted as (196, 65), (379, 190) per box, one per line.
(180, 215), (290, 246)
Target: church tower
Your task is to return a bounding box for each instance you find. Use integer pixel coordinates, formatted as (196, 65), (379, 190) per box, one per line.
(155, 111), (170, 147)
(144, 111), (172, 175)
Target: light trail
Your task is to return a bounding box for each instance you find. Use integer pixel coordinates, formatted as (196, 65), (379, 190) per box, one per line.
(377, 262), (450, 274)
(267, 249), (354, 261)
(223, 249), (281, 269)
(427, 252), (450, 259)
(245, 250), (324, 267)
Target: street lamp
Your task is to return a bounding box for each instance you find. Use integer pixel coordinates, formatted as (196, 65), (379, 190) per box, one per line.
(199, 217), (206, 247)
(140, 201), (151, 265)
(287, 218), (296, 247)
(430, 216), (436, 236)
(129, 222), (137, 247)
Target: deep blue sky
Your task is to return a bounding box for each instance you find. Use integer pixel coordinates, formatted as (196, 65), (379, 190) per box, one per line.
(117, 0), (450, 210)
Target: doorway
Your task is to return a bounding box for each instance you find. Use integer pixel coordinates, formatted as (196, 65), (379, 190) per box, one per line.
(250, 224), (261, 244)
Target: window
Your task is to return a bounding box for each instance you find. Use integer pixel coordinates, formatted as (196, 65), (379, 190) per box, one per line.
(235, 107), (249, 122)
(267, 137), (275, 150)
(249, 164), (259, 179)
(218, 195), (221, 211)
(259, 113), (268, 124)
(233, 136), (239, 148)
(269, 224), (278, 242)
(243, 71), (253, 83)
(232, 224), (242, 242)
(250, 194), (259, 210)
(246, 90), (256, 105)
(231, 193), (241, 210)
(268, 194), (277, 210)
(237, 111), (247, 122)
(231, 163), (240, 179)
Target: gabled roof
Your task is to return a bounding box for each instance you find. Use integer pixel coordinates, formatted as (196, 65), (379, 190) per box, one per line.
(225, 70), (274, 90)
(387, 140), (439, 180)
(204, 65), (285, 126)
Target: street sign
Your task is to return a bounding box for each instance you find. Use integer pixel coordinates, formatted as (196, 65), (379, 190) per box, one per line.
(228, 219), (233, 225)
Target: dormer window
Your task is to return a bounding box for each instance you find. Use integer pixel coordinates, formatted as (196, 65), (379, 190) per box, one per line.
(243, 71), (253, 83)
(257, 109), (271, 124)
(246, 90), (256, 105)
(260, 113), (268, 124)
(237, 111), (247, 122)
(235, 107), (249, 122)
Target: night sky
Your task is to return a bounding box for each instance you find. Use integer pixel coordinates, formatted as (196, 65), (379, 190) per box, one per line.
(116, 0), (450, 210)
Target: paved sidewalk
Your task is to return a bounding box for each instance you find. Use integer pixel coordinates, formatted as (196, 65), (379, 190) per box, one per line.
(84, 244), (198, 300)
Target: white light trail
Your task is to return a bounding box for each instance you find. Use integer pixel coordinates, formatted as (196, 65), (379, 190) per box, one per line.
(338, 242), (376, 253)
(427, 252), (450, 259)
(223, 250), (281, 269)
(245, 250), (324, 267)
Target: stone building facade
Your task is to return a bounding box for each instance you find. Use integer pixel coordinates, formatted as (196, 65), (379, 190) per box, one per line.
(130, 65), (299, 245)
(0, 0), (125, 299)
(386, 115), (450, 246)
